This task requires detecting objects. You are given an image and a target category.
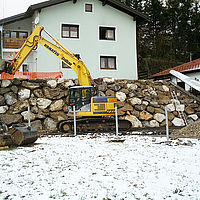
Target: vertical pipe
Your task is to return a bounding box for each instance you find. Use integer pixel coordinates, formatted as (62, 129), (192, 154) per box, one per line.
(28, 104), (31, 128)
(165, 106), (169, 141)
(115, 104), (119, 138)
(73, 105), (76, 136)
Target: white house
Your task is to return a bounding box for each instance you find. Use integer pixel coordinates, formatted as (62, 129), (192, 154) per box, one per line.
(0, 0), (147, 80)
(152, 58), (200, 94)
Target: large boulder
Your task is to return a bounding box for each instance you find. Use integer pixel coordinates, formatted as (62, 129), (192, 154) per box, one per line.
(139, 111), (153, 121)
(125, 115), (142, 128)
(44, 117), (57, 131)
(4, 92), (17, 106)
(1, 79), (12, 88)
(18, 88), (31, 100)
(37, 98), (52, 109)
(0, 114), (22, 125)
(116, 92), (126, 102)
(50, 99), (64, 111)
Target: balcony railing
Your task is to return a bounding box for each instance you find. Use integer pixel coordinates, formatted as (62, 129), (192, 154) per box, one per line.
(3, 38), (26, 49)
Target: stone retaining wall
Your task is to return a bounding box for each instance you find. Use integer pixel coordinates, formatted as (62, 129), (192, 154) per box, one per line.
(0, 78), (199, 132)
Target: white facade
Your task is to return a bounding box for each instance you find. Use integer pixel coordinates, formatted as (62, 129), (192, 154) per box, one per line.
(1, 0), (142, 80)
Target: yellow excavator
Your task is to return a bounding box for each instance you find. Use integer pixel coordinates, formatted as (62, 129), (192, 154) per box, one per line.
(0, 26), (131, 133)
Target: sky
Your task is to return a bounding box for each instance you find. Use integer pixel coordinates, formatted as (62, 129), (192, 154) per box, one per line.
(0, 0), (47, 20)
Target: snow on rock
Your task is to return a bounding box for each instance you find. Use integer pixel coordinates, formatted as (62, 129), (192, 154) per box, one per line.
(162, 85), (169, 92)
(0, 106), (8, 114)
(103, 77), (115, 83)
(64, 80), (74, 88)
(167, 103), (175, 112)
(37, 98), (52, 109)
(1, 79), (12, 88)
(0, 136), (199, 200)
(47, 80), (57, 88)
(154, 113), (165, 123)
(129, 97), (142, 105)
(18, 88), (31, 100)
(116, 92), (126, 102)
(188, 114), (198, 121)
(172, 117), (185, 126)
(149, 119), (160, 127)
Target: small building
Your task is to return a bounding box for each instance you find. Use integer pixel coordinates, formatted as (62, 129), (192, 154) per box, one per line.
(0, 0), (147, 80)
(152, 58), (200, 92)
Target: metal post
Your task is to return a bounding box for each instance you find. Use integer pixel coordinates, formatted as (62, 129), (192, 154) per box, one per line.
(73, 105), (77, 136)
(115, 104), (119, 138)
(165, 106), (169, 141)
(28, 104), (31, 129)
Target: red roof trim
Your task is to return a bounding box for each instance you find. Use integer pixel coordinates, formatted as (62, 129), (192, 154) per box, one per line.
(152, 58), (200, 77)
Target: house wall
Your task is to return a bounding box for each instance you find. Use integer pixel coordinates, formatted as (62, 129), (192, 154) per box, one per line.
(35, 0), (138, 80)
(2, 17), (35, 72)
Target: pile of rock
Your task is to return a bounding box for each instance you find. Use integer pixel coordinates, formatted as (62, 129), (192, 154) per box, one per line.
(0, 78), (199, 132)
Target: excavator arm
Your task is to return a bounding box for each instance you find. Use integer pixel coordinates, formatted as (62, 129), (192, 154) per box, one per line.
(0, 26), (92, 86)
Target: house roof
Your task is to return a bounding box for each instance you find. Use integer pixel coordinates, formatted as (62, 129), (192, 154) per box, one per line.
(0, 0), (147, 25)
(152, 58), (200, 78)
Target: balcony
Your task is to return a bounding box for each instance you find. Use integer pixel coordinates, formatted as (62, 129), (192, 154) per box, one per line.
(3, 38), (26, 49)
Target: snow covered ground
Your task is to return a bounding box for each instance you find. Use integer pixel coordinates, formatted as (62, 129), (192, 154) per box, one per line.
(0, 134), (200, 200)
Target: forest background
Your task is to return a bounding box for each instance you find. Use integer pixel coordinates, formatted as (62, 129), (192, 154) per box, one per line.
(120, 0), (200, 78)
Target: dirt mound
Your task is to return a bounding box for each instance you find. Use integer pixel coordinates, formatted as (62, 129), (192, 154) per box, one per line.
(171, 119), (200, 138)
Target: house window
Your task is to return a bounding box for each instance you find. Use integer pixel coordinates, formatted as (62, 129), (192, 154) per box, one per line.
(61, 24), (79, 38)
(85, 3), (93, 12)
(100, 56), (116, 69)
(62, 54), (80, 68)
(99, 27), (115, 40)
(22, 64), (29, 75)
(3, 30), (28, 38)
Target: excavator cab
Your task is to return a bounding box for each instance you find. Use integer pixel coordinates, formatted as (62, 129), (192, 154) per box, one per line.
(68, 86), (93, 112)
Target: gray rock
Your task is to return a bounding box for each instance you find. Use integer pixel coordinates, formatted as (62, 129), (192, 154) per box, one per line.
(103, 77), (115, 83)
(116, 92), (126, 102)
(12, 100), (29, 114)
(172, 118), (185, 126)
(98, 84), (107, 92)
(37, 98), (52, 109)
(21, 111), (36, 121)
(0, 114), (22, 125)
(4, 92), (17, 105)
(11, 86), (18, 93)
(43, 87), (65, 100)
(0, 106), (8, 114)
(31, 120), (43, 130)
(127, 83), (138, 91)
(33, 89), (44, 98)
(50, 99), (64, 111)
(129, 97), (141, 106)
(149, 120), (159, 127)
(47, 80), (57, 88)
(1, 79), (12, 88)
(125, 115), (142, 128)
(154, 113), (165, 123)
(64, 80), (74, 88)
(44, 117), (57, 131)
(22, 81), (40, 89)
(18, 88), (31, 100)
(109, 84), (121, 92)
(0, 95), (5, 106)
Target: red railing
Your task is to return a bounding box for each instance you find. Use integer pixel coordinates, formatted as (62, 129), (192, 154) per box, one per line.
(0, 72), (63, 79)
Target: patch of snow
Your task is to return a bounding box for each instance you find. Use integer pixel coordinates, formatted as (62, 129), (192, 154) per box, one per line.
(0, 135), (200, 199)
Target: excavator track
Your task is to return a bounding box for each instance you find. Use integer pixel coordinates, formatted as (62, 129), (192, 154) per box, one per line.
(57, 118), (132, 134)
